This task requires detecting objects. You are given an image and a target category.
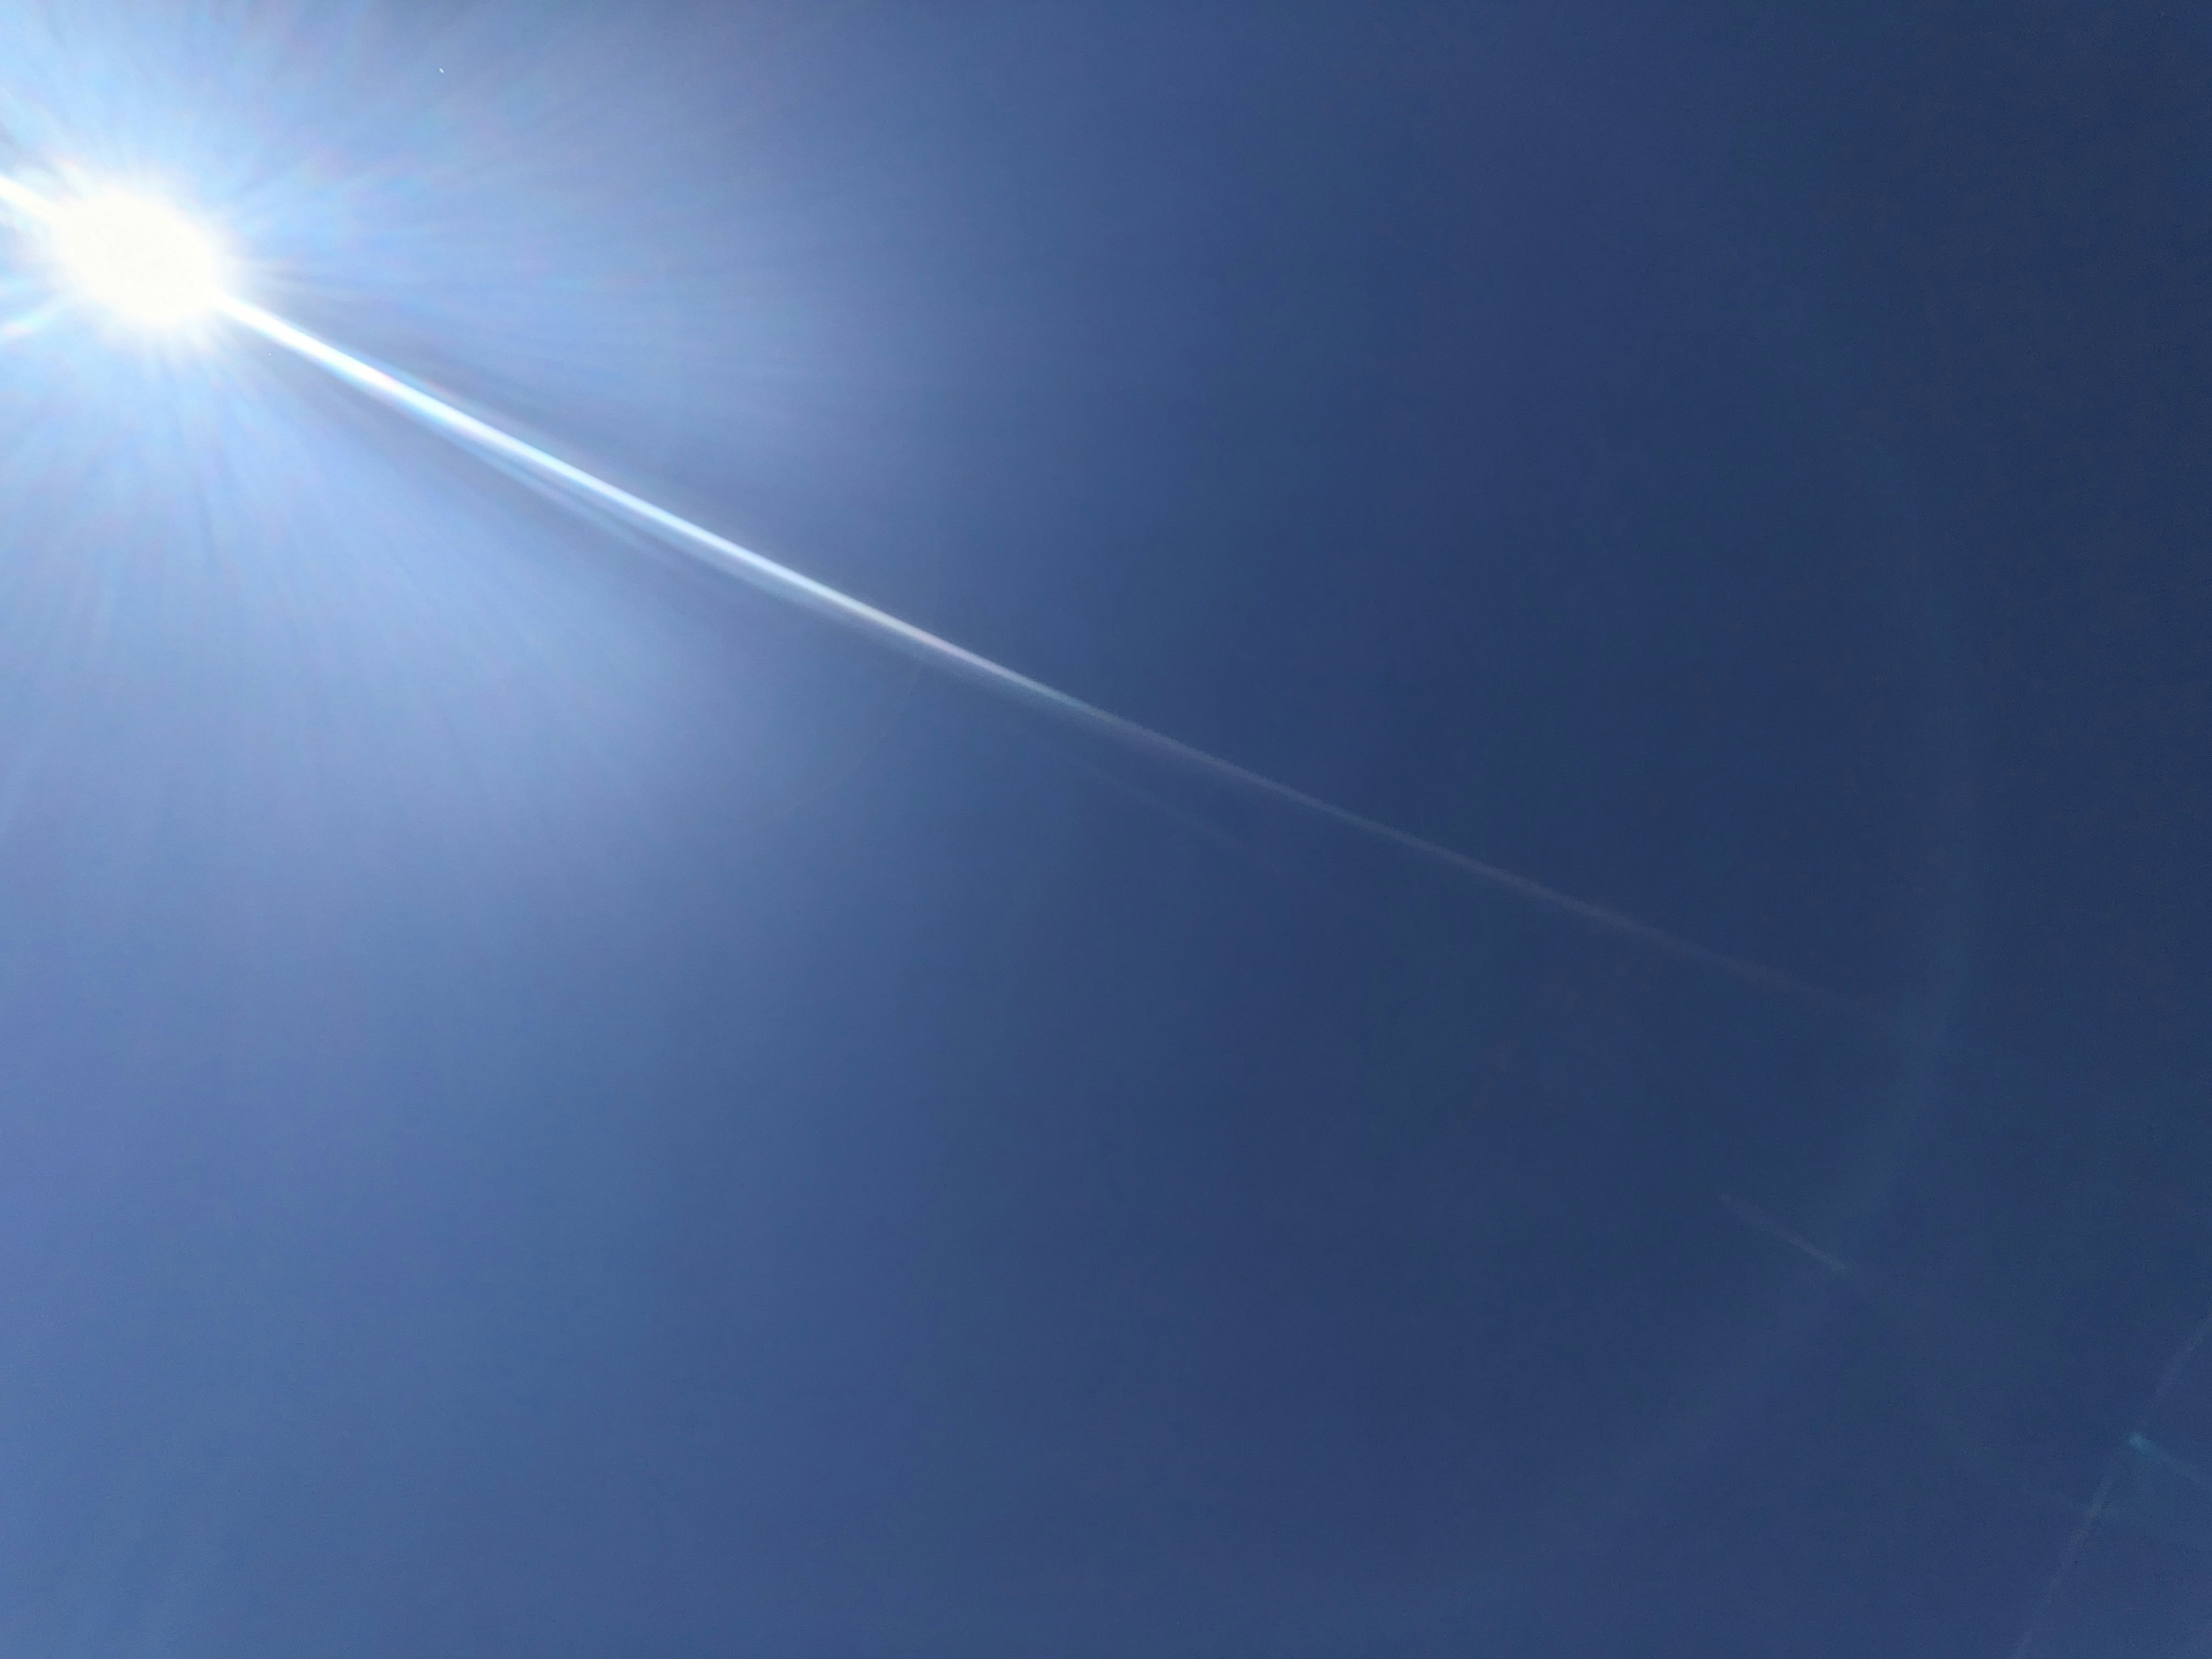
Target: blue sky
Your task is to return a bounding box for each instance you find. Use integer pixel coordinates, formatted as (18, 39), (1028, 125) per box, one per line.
(1, 3), (2210, 1654)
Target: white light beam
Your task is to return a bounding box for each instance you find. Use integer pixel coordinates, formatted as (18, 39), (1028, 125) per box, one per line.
(0, 173), (54, 225)
(0, 169), (1851, 1017)
(220, 295), (1847, 1016)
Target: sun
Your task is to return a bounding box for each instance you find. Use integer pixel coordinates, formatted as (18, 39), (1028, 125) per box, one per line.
(48, 190), (229, 327)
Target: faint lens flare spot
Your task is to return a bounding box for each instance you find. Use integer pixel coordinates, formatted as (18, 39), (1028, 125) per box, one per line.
(48, 190), (229, 326)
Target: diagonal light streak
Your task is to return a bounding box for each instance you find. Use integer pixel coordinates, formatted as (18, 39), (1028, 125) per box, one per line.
(221, 294), (1853, 1017)
(0, 172), (54, 224)
(0, 167), (1854, 1014)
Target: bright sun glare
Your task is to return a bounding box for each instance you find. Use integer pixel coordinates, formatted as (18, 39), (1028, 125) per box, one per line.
(49, 191), (228, 327)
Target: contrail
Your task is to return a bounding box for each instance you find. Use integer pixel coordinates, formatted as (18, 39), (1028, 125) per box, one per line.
(221, 298), (1856, 1016)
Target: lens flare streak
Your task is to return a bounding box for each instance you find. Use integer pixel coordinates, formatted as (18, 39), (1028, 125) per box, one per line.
(0, 172), (55, 226)
(220, 297), (1841, 1012)
(0, 166), (1838, 1010)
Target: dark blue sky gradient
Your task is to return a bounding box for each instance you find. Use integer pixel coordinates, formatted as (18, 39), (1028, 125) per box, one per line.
(2, 3), (2210, 1654)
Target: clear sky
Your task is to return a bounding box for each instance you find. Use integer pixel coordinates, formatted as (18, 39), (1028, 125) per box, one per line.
(1, 3), (2210, 1654)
